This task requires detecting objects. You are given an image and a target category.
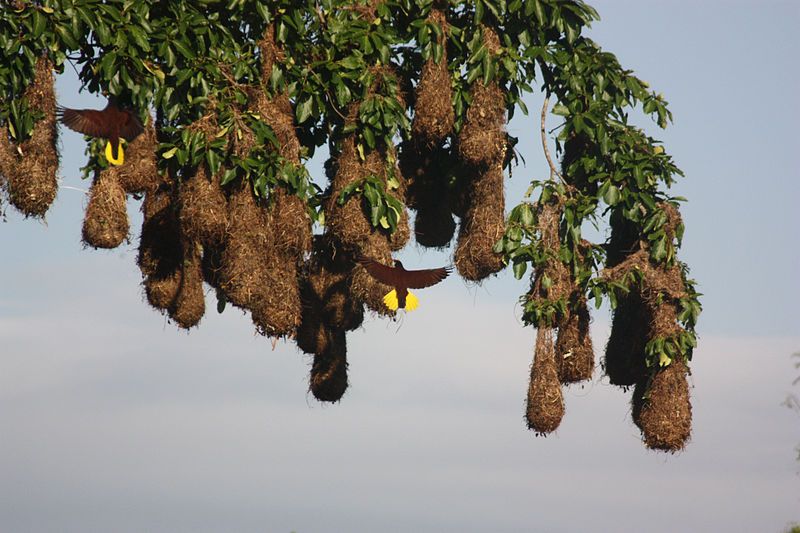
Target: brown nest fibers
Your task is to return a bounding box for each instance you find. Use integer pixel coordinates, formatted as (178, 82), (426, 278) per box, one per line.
(113, 116), (159, 194)
(526, 327), (565, 434)
(556, 295), (595, 384)
(0, 57), (58, 217)
(309, 330), (349, 402)
(138, 183), (183, 311)
(632, 360), (692, 452)
(178, 165), (228, 246)
(411, 9), (454, 148)
(169, 241), (206, 329)
(82, 170), (129, 249)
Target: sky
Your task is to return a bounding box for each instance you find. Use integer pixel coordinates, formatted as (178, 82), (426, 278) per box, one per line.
(1, 2), (799, 532)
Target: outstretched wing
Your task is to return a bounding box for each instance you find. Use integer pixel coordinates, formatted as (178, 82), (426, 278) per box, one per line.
(118, 111), (144, 141)
(57, 105), (143, 141)
(357, 256), (451, 289)
(403, 265), (451, 289)
(357, 256), (399, 286)
(57, 107), (113, 138)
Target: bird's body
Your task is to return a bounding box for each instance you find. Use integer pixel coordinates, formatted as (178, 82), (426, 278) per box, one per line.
(357, 256), (451, 311)
(57, 99), (143, 166)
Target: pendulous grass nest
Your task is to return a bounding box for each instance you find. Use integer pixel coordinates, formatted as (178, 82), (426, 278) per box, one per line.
(526, 327), (565, 434)
(309, 330), (349, 402)
(632, 359), (692, 452)
(82, 170), (129, 249)
(0, 58), (58, 218)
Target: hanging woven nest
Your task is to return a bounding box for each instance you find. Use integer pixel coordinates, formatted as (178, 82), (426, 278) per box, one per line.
(0, 57), (58, 217)
(82, 170), (129, 249)
(309, 330), (349, 402)
(632, 359), (692, 452)
(168, 241), (206, 329)
(113, 116), (159, 194)
(526, 327), (565, 434)
(177, 164), (228, 247)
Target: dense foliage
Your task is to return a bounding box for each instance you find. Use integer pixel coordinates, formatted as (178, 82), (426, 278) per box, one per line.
(0, 0), (701, 451)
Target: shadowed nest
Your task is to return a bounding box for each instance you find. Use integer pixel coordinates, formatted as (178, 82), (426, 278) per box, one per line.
(0, 58), (58, 217)
(309, 330), (349, 402)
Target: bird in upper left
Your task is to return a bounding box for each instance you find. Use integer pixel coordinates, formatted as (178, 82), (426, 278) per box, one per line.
(57, 98), (143, 166)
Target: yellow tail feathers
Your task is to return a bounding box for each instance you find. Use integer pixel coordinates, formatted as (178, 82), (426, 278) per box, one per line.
(405, 291), (419, 311)
(383, 289), (399, 311)
(382, 289), (419, 312)
(105, 141), (124, 166)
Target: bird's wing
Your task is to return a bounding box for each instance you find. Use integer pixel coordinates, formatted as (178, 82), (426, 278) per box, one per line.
(356, 256), (398, 286)
(57, 107), (112, 138)
(118, 112), (144, 141)
(402, 265), (452, 289)
(357, 256), (451, 289)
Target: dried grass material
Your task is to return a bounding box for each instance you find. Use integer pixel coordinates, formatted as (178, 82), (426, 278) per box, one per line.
(270, 188), (312, 256)
(144, 267), (182, 311)
(138, 184), (184, 312)
(113, 116), (159, 194)
(178, 165), (228, 246)
(218, 183), (271, 310)
(250, 89), (301, 163)
(82, 170), (129, 249)
(556, 296), (595, 383)
(201, 243), (223, 289)
(456, 28), (505, 169)
(309, 331), (349, 402)
(138, 184), (180, 278)
(604, 293), (650, 387)
(400, 142), (456, 247)
(633, 360), (692, 452)
(526, 327), (565, 434)
(301, 236), (364, 331)
(250, 256), (303, 338)
(0, 58), (58, 217)
(411, 10), (454, 148)
(454, 164), (505, 281)
(257, 24), (285, 81)
(296, 307), (344, 355)
(169, 242), (205, 329)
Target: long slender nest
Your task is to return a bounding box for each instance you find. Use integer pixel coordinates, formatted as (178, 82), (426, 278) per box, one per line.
(169, 241), (206, 329)
(556, 294), (595, 383)
(309, 330), (349, 402)
(400, 141), (456, 249)
(456, 27), (506, 169)
(178, 164), (228, 246)
(526, 327), (565, 434)
(82, 170), (129, 249)
(0, 57), (58, 217)
(301, 235), (364, 332)
(454, 162), (505, 280)
(411, 9), (454, 149)
(632, 359), (692, 452)
(139, 182), (183, 311)
(113, 116), (159, 194)
(604, 293), (650, 387)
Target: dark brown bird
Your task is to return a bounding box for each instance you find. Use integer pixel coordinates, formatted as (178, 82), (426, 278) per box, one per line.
(56, 99), (143, 166)
(357, 256), (451, 311)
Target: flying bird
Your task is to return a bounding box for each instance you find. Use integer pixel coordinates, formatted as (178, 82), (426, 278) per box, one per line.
(357, 256), (451, 311)
(57, 99), (144, 166)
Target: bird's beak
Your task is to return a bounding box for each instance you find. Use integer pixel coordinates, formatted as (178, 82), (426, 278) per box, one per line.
(104, 141), (124, 166)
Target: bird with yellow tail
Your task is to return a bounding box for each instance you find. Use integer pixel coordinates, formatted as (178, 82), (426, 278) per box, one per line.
(56, 98), (143, 166)
(357, 256), (451, 311)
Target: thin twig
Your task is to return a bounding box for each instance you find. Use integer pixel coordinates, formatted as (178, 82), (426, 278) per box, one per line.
(540, 95), (566, 185)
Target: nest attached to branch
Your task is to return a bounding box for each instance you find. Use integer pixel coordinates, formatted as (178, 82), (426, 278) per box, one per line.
(309, 329), (349, 402)
(0, 57), (58, 217)
(82, 170), (129, 249)
(113, 116), (159, 194)
(138, 182), (184, 312)
(556, 294), (595, 383)
(178, 164), (228, 247)
(168, 240), (206, 329)
(526, 327), (565, 434)
(632, 359), (692, 452)
(411, 9), (454, 149)
(454, 162), (506, 280)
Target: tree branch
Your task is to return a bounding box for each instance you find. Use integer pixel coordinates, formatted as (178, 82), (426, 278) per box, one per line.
(540, 95), (566, 185)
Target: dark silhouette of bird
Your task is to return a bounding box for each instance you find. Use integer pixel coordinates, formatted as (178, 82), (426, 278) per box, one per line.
(56, 98), (143, 166)
(357, 256), (451, 311)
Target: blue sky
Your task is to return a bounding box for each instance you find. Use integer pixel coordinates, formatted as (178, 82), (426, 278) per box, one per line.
(1, 1), (799, 532)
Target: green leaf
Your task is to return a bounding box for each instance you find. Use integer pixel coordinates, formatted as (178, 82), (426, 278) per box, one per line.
(296, 95), (313, 124)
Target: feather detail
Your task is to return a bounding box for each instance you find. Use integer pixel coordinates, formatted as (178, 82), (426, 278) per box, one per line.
(104, 141), (124, 166)
(405, 291), (419, 311)
(383, 289), (399, 311)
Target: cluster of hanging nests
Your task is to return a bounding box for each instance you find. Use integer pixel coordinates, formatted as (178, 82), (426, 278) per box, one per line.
(0, 18), (693, 452)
